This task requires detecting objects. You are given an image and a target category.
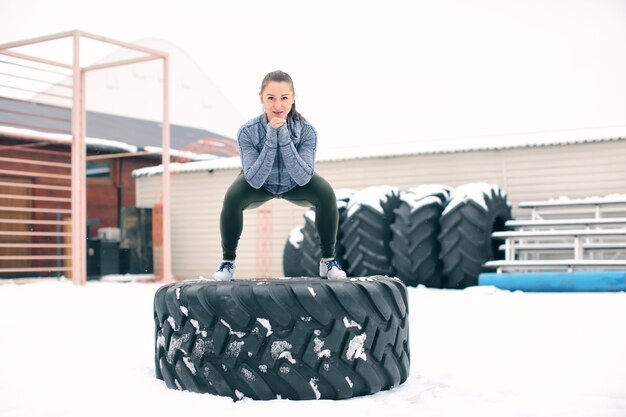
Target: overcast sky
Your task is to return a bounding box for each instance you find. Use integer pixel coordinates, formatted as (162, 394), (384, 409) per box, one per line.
(2, 0), (626, 152)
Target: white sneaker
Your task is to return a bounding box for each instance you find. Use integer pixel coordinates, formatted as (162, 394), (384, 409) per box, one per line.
(320, 258), (347, 279)
(212, 261), (236, 281)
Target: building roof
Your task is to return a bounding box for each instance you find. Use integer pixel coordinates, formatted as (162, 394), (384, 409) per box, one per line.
(0, 96), (238, 157)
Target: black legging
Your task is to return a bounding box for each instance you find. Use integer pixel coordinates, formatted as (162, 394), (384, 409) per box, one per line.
(220, 172), (338, 261)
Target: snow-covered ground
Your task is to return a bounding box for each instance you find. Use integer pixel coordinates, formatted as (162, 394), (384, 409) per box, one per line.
(0, 280), (625, 417)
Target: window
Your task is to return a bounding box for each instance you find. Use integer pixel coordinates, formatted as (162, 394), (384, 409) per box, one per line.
(86, 161), (112, 179)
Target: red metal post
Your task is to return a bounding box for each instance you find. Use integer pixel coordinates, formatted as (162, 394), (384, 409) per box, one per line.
(162, 54), (172, 283)
(70, 31), (87, 285)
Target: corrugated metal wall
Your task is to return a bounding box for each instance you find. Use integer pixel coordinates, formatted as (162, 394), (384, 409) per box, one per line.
(135, 140), (626, 279)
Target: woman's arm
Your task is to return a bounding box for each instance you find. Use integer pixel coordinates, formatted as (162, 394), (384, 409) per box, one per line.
(238, 125), (277, 189)
(277, 124), (316, 186)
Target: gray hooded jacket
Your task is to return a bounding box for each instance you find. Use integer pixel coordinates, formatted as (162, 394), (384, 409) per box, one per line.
(237, 114), (317, 195)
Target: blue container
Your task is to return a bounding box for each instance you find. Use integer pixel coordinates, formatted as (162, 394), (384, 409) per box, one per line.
(478, 271), (626, 292)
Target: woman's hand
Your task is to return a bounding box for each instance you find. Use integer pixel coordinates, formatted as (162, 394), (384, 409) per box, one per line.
(268, 117), (286, 129)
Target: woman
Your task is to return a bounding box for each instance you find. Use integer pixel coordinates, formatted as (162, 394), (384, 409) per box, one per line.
(212, 70), (347, 280)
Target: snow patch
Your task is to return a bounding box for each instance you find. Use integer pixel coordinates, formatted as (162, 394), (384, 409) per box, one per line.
(189, 319), (207, 337)
(182, 356), (196, 375)
(180, 305), (188, 316)
(235, 390), (244, 400)
(335, 188), (356, 202)
(399, 192), (443, 212)
(166, 316), (178, 331)
(271, 340), (296, 364)
(300, 316), (312, 322)
(225, 341), (244, 359)
(308, 287), (317, 297)
(278, 351), (296, 364)
(313, 337), (331, 359)
(309, 378), (321, 400)
(241, 368), (255, 382)
(408, 184), (451, 202)
(166, 333), (190, 364)
(346, 333), (367, 362)
(442, 183), (501, 215)
(346, 185), (399, 217)
(256, 318), (273, 336)
(288, 226), (304, 249)
(464, 285), (507, 295)
(345, 376), (354, 388)
(156, 333), (166, 349)
(279, 365), (290, 374)
(343, 317), (362, 330)
(271, 341), (292, 359)
(174, 379), (182, 391)
(220, 319), (246, 337)
(191, 338), (214, 361)
(175, 288), (181, 300)
(258, 364), (268, 373)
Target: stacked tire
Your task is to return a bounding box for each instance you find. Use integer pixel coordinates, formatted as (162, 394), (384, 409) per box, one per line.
(283, 182), (512, 289)
(390, 185), (451, 288)
(340, 186), (401, 277)
(438, 183), (512, 288)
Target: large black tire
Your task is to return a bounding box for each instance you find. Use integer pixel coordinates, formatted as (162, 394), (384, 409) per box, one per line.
(438, 183), (512, 289)
(154, 276), (410, 400)
(390, 185), (451, 288)
(283, 227), (304, 277)
(340, 186), (402, 277)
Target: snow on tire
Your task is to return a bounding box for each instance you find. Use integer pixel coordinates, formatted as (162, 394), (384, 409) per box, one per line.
(438, 183), (512, 289)
(390, 185), (451, 288)
(154, 276), (410, 400)
(283, 226), (304, 277)
(340, 186), (402, 277)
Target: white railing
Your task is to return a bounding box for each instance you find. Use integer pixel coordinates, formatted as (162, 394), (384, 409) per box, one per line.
(486, 196), (626, 272)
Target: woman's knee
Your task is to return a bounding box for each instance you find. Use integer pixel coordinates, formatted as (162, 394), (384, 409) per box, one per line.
(309, 174), (337, 202)
(222, 175), (249, 211)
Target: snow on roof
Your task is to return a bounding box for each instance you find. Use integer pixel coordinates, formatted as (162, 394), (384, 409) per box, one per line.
(0, 124), (213, 161)
(520, 193), (626, 208)
(132, 126), (626, 178)
(321, 126), (626, 163)
(0, 124), (139, 152)
(133, 156), (241, 178)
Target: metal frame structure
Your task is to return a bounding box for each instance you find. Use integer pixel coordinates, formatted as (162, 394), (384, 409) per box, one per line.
(485, 197), (626, 273)
(0, 30), (172, 285)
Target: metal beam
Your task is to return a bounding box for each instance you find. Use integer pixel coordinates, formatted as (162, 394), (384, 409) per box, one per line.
(0, 30), (75, 50)
(70, 32), (86, 286)
(83, 54), (162, 72)
(77, 30), (168, 57)
(0, 49), (73, 70)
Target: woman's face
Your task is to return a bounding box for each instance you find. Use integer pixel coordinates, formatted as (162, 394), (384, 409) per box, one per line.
(260, 81), (294, 121)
